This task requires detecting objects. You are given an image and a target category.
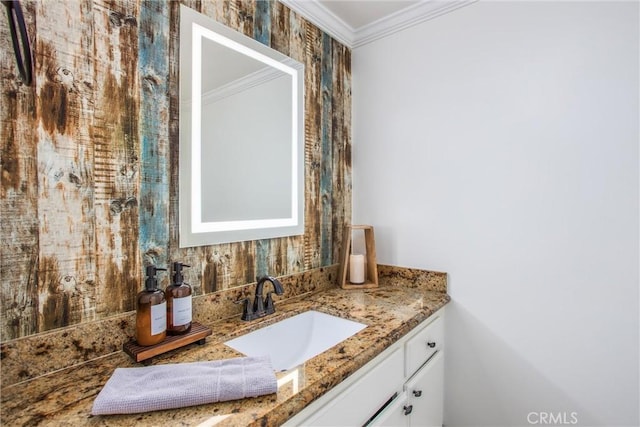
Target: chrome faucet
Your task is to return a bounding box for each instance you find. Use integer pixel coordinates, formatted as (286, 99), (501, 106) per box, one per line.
(238, 276), (284, 321)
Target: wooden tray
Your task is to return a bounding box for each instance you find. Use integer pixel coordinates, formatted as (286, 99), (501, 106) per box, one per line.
(123, 322), (212, 364)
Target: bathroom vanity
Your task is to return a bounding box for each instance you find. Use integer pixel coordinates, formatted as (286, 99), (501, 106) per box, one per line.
(0, 265), (449, 426)
(285, 308), (445, 426)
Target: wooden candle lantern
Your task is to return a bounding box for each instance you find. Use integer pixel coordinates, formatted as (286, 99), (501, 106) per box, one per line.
(338, 225), (379, 289)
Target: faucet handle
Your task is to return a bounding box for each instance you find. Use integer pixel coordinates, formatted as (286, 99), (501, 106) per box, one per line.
(253, 293), (265, 315)
(234, 298), (254, 321)
(264, 292), (275, 314)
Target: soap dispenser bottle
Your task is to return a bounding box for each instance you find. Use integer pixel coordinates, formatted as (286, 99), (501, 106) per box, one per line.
(136, 266), (167, 346)
(166, 262), (193, 335)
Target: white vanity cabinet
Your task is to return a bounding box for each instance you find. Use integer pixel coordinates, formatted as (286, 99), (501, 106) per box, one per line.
(301, 348), (404, 426)
(370, 332), (444, 427)
(403, 351), (445, 426)
(368, 392), (410, 427)
(285, 307), (445, 427)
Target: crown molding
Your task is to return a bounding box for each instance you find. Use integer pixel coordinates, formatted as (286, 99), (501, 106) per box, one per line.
(353, 1), (477, 48)
(280, 0), (477, 49)
(280, 0), (355, 47)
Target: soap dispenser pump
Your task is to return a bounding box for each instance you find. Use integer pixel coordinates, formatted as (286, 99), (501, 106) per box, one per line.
(166, 262), (193, 335)
(136, 265), (167, 346)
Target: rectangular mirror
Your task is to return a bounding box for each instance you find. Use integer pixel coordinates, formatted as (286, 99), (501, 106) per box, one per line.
(179, 5), (305, 247)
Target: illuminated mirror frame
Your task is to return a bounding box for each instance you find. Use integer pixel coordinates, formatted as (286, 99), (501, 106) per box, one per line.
(179, 5), (305, 247)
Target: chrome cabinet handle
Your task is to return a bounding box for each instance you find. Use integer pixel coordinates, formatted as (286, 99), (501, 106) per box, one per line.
(413, 390), (422, 397)
(403, 405), (413, 416)
(427, 341), (436, 348)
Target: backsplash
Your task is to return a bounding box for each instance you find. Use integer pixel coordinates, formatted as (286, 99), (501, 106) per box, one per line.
(0, 264), (447, 387)
(0, 0), (351, 341)
(0, 264), (343, 387)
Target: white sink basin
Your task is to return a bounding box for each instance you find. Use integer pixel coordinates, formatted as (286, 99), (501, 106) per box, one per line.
(224, 310), (367, 371)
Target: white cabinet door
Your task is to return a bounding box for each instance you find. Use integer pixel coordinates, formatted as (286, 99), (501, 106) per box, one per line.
(303, 348), (404, 427)
(404, 351), (444, 427)
(368, 392), (409, 427)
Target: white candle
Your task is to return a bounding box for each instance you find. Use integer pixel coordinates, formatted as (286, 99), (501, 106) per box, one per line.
(349, 254), (366, 284)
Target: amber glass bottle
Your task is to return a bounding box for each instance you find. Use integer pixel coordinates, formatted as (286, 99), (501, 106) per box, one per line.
(136, 266), (167, 346)
(166, 262), (193, 335)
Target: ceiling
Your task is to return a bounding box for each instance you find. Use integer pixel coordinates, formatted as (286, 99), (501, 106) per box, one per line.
(281, 0), (476, 48)
(318, 1), (419, 30)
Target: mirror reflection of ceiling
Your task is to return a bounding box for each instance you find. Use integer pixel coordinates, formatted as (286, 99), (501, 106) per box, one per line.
(201, 38), (269, 93)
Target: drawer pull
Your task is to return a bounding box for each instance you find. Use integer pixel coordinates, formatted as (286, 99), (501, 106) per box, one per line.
(427, 341), (436, 348)
(403, 405), (413, 416)
(413, 390), (422, 397)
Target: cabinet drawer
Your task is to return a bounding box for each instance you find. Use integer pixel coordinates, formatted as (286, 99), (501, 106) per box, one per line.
(405, 316), (444, 377)
(367, 391), (409, 427)
(303, 348), (404, 426)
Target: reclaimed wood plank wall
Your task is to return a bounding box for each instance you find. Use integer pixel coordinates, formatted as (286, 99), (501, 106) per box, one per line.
(0, 0), (351, 341)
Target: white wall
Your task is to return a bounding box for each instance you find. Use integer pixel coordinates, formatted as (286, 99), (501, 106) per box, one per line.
(353, 2), (639, 426)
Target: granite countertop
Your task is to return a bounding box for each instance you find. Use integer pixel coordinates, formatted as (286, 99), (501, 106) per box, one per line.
(1, 274), (449, 426)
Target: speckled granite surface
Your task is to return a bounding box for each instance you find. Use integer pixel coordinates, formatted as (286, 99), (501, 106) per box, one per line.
(1, 265), (341, 387)
(378, 264), (447, 290)
(1, 265), (448, 426)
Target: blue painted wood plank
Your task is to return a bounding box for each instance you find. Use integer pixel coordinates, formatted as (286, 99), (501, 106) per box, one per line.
(254, 0), (271, 46)
(320, 33), (333, 265)
(138, 0), (170, 270)
(255, 0), (272, 276)
(256, 239), (271, 277)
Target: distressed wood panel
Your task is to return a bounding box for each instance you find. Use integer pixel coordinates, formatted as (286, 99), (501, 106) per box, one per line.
(284, 8), (306, 274)
(231, 0), (254, 37)
(92, 0), (141, 317)
(0, 0), (38, 339)
(285, 8), (307, 274)
(1, 0), (351, 341)
(254, 0), (271, 46)
(270, 1), (290, 54)
(139, 0), (170, 274)
(288, 6), (305, 64)
(303, 23), (323, 270)
(331, 41), (352, 263)
(320, 32), (333, 265)
(34, 0), (96, 332)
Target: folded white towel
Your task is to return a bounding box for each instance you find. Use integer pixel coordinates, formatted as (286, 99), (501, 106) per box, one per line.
(92, 356), (276, 415)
